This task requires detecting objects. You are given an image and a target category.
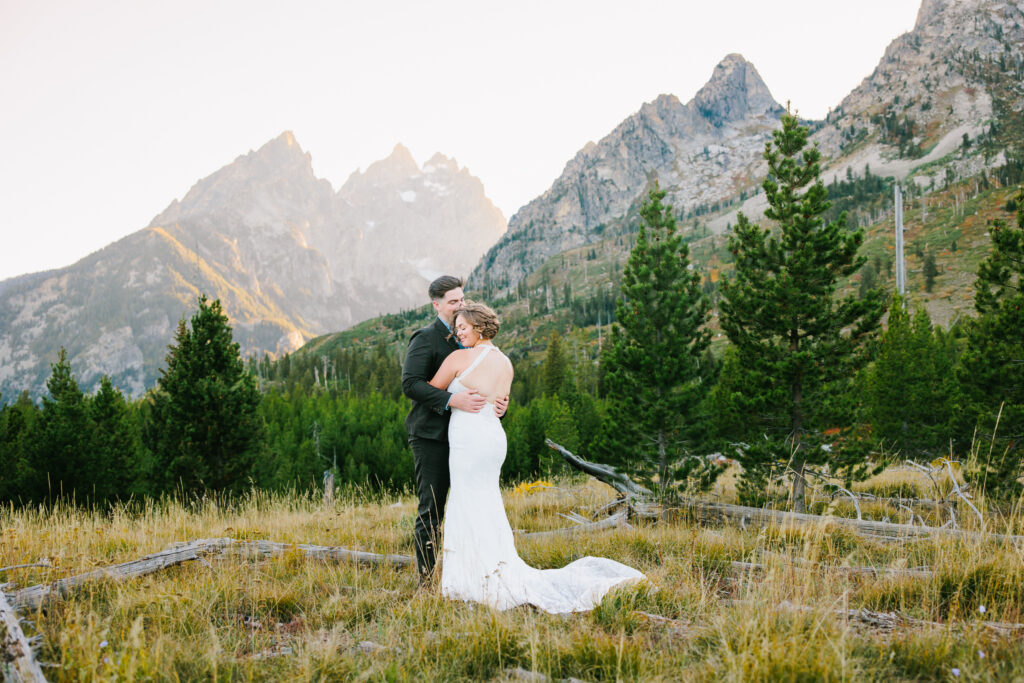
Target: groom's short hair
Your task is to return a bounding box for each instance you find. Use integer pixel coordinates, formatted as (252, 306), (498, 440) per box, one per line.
(428, 275), (465, 300)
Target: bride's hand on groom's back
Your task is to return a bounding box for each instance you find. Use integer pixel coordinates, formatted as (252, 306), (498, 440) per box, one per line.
(449, 389), (486, 413)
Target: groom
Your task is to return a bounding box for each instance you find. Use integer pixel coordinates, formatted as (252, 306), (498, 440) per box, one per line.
(402, 275), (507, 583)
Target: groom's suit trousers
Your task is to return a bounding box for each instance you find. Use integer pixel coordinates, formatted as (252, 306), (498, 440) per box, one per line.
(410, 435), (450, 578)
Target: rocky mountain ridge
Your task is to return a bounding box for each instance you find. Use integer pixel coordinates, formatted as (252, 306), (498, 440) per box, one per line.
(473, 53), (784, 290)
(0, 135), (506, 399)
(475, 0), (1023, 291)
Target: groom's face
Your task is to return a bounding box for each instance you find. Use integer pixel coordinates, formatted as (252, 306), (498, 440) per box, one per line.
(432, 287), (465, 325)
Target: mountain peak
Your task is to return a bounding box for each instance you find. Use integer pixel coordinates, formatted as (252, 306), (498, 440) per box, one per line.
(148, 131), (318, 227)
(388, 143), (417, 165)
(425, 152), (458, 172)
(692, 54), (782, 126)
(914, 0), (979, 30)
(353, 143), (421, 185)
(251, 130), (307, 162)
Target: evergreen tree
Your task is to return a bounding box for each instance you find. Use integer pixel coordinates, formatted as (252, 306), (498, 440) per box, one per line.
(957, 188), (1024, 497)
(858, 260), (878, 300)
(704, 346), (748, 445)
(538, 396), (581, 477)
(32, 349), (91, 501)
(0, 392), (39, 503)
(719, 112), (884, 511)
(862, 298), (957, 459)
(145, 296), (264, 494)
(542, 332), (570, 397)
(596, 185), (718, 500)
(88, 376), (142, 502)
(923, 251), (939, 293)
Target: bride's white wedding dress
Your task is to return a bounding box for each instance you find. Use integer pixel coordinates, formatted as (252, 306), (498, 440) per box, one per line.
(441, 345), (645, 613)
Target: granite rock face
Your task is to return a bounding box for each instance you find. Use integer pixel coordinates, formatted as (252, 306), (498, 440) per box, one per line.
(814, 0), (1021, 178)
(473, 54), (784, 290)
(0, 134), (506, 399)
(475, 0), (1023, 291)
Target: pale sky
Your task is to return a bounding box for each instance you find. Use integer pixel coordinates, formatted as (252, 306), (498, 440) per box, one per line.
(0, 0), (923, 281)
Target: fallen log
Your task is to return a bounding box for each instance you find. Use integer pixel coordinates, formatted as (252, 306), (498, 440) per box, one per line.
(546, 440), (1024, 548)
(681, 499), (1024, 547)
(10, 538), (235, 611)
(207, 539), (414, 569)
(518, 509), (631, 539)
(9, 538), (411, 611)
(726, 558), (934, 581)
(855, 495), (953, 510)
(1, 590), (47, 682)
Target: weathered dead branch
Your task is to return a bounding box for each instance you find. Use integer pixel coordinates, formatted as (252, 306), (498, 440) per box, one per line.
(518, 509), (631, 539)
(546, 440), (1024, 547)
(679, 499), (1024, 546)
(855, 495), (953, 510)
(9, 538), (411, 611)
(0, 562), (51, 575)
(1, 590), (47, 682)
(206, 539), (414, 569)
(726, 557), (934, 580)
(10, 538), (236, 611)
(545, 439), (651, 498)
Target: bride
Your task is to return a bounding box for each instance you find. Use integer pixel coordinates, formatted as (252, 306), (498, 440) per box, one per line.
(428, 302), (644, 613)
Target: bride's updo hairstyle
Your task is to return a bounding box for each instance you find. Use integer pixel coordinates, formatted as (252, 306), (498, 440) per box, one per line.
(456, 301), (500, 340)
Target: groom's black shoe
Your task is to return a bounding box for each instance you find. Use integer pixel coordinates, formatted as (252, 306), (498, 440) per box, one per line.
(416, 565), (439, 592)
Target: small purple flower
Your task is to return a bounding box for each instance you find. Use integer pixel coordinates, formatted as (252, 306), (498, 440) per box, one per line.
(952, 668), (961, 677)
(978, 650), (986, 659)
(99, 640), (108, 649)
(979, 605), (987, 614)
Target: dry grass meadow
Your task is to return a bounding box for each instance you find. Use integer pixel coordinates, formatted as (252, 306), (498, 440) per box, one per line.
(3, 469), (1024, 682)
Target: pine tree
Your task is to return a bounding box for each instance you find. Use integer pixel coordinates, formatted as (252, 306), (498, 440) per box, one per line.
(145, 296), (264, 494)
(542, 332), (569, 397)
(596, 185), (718, 500)
(862, 298), (957, 459)
(0, 392), (39, 503)
(719, 112), (884, 512)
(957, 188), (1024, 497)
(88, 376), (142, 502)
(32, 348), (91, 501)
(923, 251), (939, 293)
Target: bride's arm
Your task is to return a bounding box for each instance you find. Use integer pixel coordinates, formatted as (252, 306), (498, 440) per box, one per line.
(428, 352), (465, 390)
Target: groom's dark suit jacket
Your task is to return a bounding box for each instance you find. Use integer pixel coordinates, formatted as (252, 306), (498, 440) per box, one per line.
(402, 317), (460, 441)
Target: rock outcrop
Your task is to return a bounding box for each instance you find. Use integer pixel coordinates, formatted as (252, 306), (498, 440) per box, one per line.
(815, 0), (1022, 181)
(474, 0), (1024, 292)
(473, 54), (784, 290)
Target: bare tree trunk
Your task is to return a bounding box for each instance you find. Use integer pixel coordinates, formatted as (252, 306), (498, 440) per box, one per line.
(657, 430), (668, 501)
(790, 326), (806, 514)
(792, 459), (806, 514)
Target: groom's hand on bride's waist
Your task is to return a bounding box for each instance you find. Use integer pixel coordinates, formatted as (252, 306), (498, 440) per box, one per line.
(494, 395), (509, 418)
(449, 389), (486, 413)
